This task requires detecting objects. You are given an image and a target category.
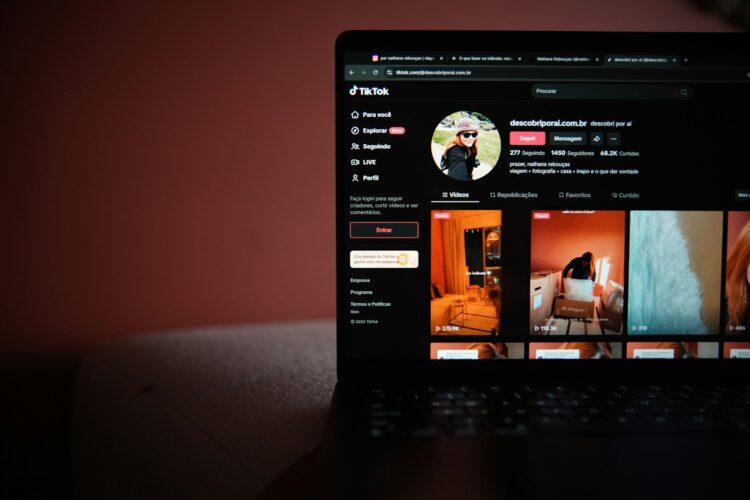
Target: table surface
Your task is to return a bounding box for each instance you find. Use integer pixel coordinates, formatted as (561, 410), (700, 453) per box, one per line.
(75, 320), (336, 500)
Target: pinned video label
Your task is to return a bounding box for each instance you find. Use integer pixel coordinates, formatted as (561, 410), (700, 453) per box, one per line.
(535, 349), (580, 360)
(350, 250), (418, 269)
(633, 349), (674, 359)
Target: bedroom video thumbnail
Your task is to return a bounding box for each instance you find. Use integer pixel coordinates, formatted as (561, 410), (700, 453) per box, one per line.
(529, 342), (622, 360)
(431, 210), (502, 336)
(723, 342), (750, 359)
(430, 343), (523, 360)
(625, 342), (719, 359)
(627, 211), (723, 335)
(726, 212), (750, 334)
(529, 210), (625, 336)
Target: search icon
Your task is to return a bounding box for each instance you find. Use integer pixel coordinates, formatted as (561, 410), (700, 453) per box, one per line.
(680, 88), (688, 97)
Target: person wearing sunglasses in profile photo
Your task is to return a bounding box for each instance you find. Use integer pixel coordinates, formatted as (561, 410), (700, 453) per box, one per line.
(441, 117), (481, 181)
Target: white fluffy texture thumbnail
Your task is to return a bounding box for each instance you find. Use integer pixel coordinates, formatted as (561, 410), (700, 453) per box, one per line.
(628, 211), (707, 334)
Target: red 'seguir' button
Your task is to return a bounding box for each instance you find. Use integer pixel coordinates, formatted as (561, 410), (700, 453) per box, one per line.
(510, 131), (546, 146)
(388, 127), (406, 135)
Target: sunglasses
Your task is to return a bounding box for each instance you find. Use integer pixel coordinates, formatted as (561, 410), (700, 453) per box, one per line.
(460, 132), (478, 138)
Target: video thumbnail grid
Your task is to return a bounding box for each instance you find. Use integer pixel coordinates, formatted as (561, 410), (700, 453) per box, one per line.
(430, 210), (750, 360)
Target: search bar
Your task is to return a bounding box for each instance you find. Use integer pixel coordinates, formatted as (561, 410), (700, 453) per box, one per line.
(531, 83), (693, 100)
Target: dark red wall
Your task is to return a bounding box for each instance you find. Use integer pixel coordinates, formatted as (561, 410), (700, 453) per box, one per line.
(0, 1), (734, 358)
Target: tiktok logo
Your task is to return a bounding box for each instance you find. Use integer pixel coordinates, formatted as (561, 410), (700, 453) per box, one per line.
(348, 85), (390, 96)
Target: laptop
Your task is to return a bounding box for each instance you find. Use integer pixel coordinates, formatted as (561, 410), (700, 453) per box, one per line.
(327, 31), (750, 499)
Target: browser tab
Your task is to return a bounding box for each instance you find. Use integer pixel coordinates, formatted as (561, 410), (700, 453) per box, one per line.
(533, 54), (601, 65)
(603, 55), (680, 67)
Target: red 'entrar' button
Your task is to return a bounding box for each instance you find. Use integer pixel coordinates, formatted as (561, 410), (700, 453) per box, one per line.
(510, 131), (546, 146)
(388, 127), (406, 135)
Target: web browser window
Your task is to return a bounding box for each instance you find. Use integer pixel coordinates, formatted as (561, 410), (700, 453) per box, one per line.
(338, 37), (750, 363)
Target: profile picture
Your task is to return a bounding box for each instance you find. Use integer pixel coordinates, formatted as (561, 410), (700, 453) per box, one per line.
(431, 111), (501, 181)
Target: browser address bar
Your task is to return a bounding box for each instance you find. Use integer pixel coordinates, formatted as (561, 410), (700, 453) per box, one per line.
(378, 66), (749, 83)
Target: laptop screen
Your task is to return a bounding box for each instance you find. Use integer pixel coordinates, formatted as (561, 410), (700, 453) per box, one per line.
(336, 32), (750, 367)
